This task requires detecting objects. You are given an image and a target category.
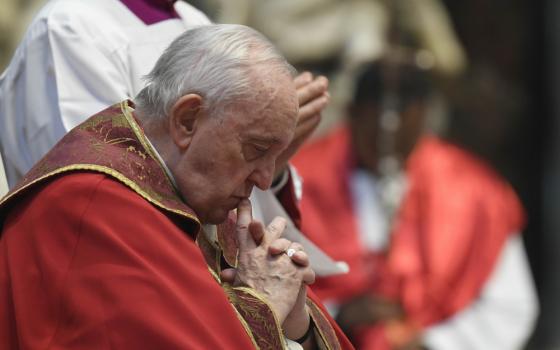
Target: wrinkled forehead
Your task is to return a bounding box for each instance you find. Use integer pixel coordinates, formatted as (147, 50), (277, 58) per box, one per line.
(246, 98), (297, 136)
(226, 82), (297, 142)
(256, 67), (297, 106)
(246, 69), (297, 116)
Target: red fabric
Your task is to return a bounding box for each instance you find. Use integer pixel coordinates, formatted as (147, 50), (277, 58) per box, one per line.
(293, 126), (526, 348)
(308, 289), (356, 350)
(294, 127), (380, 304)
(0, 173), (256, 349)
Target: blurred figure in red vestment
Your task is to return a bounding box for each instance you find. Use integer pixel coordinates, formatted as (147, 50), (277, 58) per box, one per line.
(293, 56), (538, 349)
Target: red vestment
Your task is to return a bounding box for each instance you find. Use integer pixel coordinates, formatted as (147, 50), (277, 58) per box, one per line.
(0, 102), (353, 350)
(292, 126), (525, 349)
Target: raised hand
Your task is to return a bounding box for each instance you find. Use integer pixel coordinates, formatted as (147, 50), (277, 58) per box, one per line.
(274, 72), (329, 179)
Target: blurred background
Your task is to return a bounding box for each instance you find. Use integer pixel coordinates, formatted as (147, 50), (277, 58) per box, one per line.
(0, 0), (557, 348)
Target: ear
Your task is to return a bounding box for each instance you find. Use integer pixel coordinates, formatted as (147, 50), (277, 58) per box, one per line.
(168, 94), (203, 150)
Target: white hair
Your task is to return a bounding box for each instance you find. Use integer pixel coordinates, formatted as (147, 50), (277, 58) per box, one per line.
(135, 24), (296, 119)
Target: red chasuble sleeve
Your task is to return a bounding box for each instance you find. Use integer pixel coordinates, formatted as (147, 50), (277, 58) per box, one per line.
(0, 173), (257, 349)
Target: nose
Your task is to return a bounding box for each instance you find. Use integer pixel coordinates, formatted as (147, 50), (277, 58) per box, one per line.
(248, 159), (275, 191)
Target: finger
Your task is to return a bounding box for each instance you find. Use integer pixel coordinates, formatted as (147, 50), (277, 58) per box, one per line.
(297, 94), (329, 124)
(289, 242), (304, 251)
(301, 267), (316, 285)
(248, 221), (265, 246)
(297, 76), (329, 107)
(263, 216), (287, 244)
(268, 238), (292, 255)
(220, 268), (237, 284)
(292, 113), (321, 146)
(290, 250), (310, 267)
(286, 242), (308, 266)
(294, 71), (313, 89)
(236, 199), (256, 250)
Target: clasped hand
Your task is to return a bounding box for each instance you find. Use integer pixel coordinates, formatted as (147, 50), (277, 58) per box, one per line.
(220, 199), (315, 339)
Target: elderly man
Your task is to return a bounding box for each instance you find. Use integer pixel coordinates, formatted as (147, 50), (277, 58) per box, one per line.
(0, 0), (328, 191)
(0, 0), (330, 268)
(0, 24), (352, 350)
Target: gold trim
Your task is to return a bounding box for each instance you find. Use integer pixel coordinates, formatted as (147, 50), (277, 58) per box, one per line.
(307, 301), (335, 350)
(215, 248), (223, 277)
(121, 101), (159, 161)
(0, 164), (200, 225)
(207, 266), (221, 283)
(120, 101), (179, 193)
(314, 328), (328, 350)
(232, 306), (261, 349)
(232, 286), (286, 344)
(200, 236), (265, 348)
(222, 284), (261, 349)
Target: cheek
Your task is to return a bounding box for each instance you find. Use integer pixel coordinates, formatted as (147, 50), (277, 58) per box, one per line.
(231, 166), (254, 189)
(210, 160), (254, 194)
(188, 136), (254, 195)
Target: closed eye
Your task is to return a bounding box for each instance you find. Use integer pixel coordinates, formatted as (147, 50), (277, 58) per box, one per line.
(253, 144), (269, 153)
(243, 143), (270, 161)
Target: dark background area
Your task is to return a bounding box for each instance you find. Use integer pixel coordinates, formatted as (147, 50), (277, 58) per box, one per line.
(442, 1), (554, 348)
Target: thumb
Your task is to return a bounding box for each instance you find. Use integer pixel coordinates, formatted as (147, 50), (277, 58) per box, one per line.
(236, 199), (255, 250)
(220, 268), (237, 284)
